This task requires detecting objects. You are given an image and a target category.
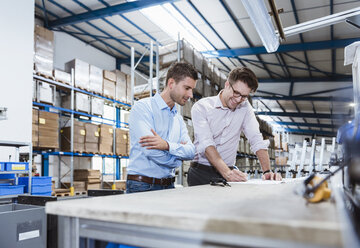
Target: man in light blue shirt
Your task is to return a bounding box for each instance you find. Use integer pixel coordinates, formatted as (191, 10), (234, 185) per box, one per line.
(126, 62), (198, 193)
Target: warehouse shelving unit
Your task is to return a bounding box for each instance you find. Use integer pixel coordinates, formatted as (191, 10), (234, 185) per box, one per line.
(33, 71), (131, 195)
(0, 141), (32, 200)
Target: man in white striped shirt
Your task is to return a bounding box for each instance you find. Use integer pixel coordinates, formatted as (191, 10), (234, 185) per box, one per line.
(188, 67), (282, 186)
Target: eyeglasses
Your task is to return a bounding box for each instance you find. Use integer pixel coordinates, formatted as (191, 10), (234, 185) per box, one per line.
(229, 83), (250, 100)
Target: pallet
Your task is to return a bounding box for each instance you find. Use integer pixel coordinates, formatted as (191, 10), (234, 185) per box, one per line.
(102, 93), (116, 100)
(116, 153), (129, 157)
(35, 71), (54, 80)
(54, 190), (87, 197)
(98, 152), (114, 156)
(74, 85), (89, 91)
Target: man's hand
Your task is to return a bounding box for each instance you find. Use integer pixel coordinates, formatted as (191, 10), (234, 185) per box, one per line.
(139, 129), (169, 150)
(262, 172), (282, 181)
(224, 170), (248, 182)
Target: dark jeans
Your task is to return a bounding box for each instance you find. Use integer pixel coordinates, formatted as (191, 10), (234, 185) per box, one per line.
(126, 180), (175, 194)
(187, 162), (227, 186)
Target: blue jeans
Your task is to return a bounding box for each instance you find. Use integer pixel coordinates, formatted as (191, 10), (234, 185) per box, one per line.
(126, 180), (175, 194)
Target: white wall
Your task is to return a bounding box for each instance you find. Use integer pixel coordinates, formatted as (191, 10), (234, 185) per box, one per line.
(53, 31), (116, 71)
(0, 0), (34, 160)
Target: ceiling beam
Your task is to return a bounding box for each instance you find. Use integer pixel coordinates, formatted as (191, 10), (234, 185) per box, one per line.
(283, 128), (336, 137)
(48, 0), (178, 28)
(271, 121), (337, 129)
(201, 38), (359, 57)
(258, 76), (352, 83)
(252, 96), (352, 102)
(256, 111), (351, 119)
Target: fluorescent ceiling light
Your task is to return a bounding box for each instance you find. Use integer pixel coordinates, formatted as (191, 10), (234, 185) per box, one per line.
(350, 103), (356, 107)
(284, 7), (360, 37)
(241, 0), (279, 53)
(132, 2), (213, 51)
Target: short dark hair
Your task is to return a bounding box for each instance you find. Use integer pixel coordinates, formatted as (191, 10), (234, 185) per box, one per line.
(166, 62), (198, 86)
(228, 67), (258, 92)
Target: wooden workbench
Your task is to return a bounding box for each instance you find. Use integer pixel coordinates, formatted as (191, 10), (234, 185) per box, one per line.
(46, 180), (342, 248)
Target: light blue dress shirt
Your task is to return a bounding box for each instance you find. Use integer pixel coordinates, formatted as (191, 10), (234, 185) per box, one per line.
(127, 93), (195, 178)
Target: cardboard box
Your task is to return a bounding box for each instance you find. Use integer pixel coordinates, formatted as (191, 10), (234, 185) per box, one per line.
(65, 59), (90, 90)
(103, 70), (116, 82)
(63, 181), (86, 191)
(126, 75), (133, 103)
(114, 70), (127, 102)
(116, 129), (129, 155)
(85, 123), (99, 143)
(194, 49), (204, 73)
(194, 74), (203, 96)
(90, 97), (104, 116)
(34, 25), (54, 76)
(53, 69), (71, 84)
(86, 183), (101, 190)
(89, 65), (103, 94)
(275, 157), (288, 166)
(182, 99), (193, 119)
(274, 133), (282, 149)
(203, 79), (212, 97)
(35, 25), (54, 41)
(103, 78), (116, 98)
(99, 143), (113, 154)
(62, 92), (90, 113)
(103, 180), (126, 191)
(61, 121), (85, 152)
(33, 110), (59, 148)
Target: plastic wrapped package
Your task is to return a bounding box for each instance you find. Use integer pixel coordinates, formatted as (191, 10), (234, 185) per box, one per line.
(89, 65), (103, 94)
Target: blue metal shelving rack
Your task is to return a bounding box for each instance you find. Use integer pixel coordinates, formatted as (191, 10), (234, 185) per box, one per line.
(33, 73), (131, 193)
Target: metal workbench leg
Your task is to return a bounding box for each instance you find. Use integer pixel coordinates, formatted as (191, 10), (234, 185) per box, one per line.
(59, 216), (80, 248)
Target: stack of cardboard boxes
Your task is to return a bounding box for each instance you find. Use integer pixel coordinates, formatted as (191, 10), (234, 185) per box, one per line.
(99, 124), (114, 154)
(61, 120), (85, 152)
(34, 25), (54, 76)
(274, 133), (288, 166)
(74, 169), (101, 190)
(65, 59), (90, 90)
(85, 123), (99, 153)
(63, 181), (86, 192)
(115, 129), (129, 156)
(103, 70), (116, 99)
(32, 109), (59, 149)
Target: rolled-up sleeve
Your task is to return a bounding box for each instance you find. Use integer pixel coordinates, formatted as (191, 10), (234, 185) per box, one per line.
(191, 101), (216, 155)
(242, 107), (269, 153)
(168, 117), (195, 160)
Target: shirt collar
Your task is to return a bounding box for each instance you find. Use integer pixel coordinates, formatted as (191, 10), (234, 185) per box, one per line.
(154, 93), (178, 114)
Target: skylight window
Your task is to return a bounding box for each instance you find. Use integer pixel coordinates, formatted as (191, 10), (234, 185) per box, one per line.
(134, 2), (213, 51)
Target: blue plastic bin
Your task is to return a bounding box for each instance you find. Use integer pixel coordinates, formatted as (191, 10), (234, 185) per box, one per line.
(5, 162), (29, 171)
(18, 177), (52, 193)
(0, 185), (25, 196)
(0, 162), (5, 171)
(0, 174), (15, 179)
(31, 184), (52, 194)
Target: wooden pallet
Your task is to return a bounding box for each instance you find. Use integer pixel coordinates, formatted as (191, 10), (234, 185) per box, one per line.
(54, 190), (87, 197)
(102, 93), (116, 99)
(35, 71), (54, 80)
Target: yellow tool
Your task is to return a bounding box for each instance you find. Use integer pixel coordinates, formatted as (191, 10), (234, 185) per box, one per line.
(304, 175), (331, 203)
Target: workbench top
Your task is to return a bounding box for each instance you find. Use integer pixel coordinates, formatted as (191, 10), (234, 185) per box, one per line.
(46, 180), (342, 247)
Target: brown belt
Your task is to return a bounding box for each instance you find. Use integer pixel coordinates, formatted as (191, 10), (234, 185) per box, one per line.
(127, 174), (175, 186)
